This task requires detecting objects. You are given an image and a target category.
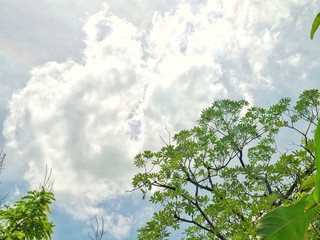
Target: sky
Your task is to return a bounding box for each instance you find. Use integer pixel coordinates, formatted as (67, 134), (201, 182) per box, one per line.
(0, 0), (320, 239)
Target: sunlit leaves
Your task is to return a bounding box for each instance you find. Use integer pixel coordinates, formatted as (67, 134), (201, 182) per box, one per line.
(311, 12), (320, 39)
(293, 89), (320, 123)
(257, 112), (320, 239)
(137, 209), (178, 240)
(256, 195), (318, 240)
(132, 89), (320, 239)
(313, 118), (320, 204)
(300, 174), (316, 190)
(0, 187), (55, 239)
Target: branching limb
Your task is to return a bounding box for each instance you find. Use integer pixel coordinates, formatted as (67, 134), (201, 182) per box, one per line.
(88, 215), (105, 240)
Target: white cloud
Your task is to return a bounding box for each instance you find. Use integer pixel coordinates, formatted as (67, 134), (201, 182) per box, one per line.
(106, 214), (134, 240)
(3, 5), (145, 223)
(2, 0), (319, 239)
(138, 0), (308, 149)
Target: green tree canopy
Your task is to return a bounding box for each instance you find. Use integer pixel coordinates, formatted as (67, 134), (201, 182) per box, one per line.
(0, 187), (55, 240)
(0, 163), (55, 240)
(132, 89), (320, 239)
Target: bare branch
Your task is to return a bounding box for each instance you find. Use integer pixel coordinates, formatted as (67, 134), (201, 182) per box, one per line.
(88, 215), (105, 240)
(159, 127), (172, 146)
(0, 148), (6, 175)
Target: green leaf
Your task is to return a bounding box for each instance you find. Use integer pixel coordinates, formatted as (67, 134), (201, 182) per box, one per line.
(256, 195), (318, 240)
(0, 188), (55, 239)
(305, 192), (317, 211)
(310, 12), (320, 39)
(300, 174), (315, 190)
(313, 119), (320, 203)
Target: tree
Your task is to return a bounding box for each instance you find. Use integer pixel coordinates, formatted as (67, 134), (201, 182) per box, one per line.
(0, 164), (55, 239)
(132, 89), (320, 239)
(253, 13), (320, 240)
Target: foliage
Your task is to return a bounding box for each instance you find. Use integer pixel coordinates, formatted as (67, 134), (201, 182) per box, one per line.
(256, 195), (318, 239)
(0, 187), (55, 239)
(310, 12), (320, 39)
(256, 118), (320, 239)
(132, 89), (320, 239)
(254, 13), (320, 240)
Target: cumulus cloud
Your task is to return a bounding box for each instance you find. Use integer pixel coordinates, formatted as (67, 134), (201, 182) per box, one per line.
(4, 4), (145, 219)
(2, 0), (317, 238)
(139, 0), (309, 147)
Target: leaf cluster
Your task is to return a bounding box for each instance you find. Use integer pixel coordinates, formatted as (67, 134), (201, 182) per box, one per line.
(0, 187), (55, 240)
(132, 89), (320, 239)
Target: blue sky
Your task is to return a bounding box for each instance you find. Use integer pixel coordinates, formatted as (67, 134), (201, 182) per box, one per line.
(0, 0), (320, 239)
